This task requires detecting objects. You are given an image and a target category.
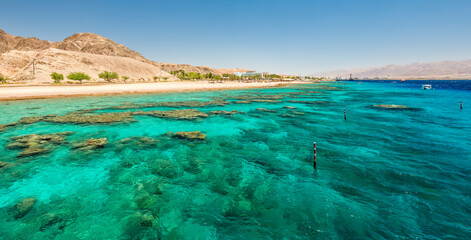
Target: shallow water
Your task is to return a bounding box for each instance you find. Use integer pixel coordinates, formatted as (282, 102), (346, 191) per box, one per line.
(0, 82), (470, 239)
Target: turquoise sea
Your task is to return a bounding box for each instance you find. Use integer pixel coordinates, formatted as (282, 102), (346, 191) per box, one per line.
(0, 81), (470, 239)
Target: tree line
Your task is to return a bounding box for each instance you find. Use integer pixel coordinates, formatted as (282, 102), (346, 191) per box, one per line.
(49, 71), (152, 84)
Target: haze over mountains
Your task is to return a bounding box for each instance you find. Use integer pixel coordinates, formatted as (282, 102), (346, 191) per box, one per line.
(0, 29), (250, 83)
(315, 60), (471, 80)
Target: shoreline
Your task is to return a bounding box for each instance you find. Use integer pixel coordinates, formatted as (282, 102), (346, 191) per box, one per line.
(0, 81), (303, 101)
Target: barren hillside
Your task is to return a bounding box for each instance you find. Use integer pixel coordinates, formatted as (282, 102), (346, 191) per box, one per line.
(0, 29), (250, 83)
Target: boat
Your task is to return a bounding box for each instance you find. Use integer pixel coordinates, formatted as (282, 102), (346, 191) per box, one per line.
(348, 73), (354, 81)
(422, 84), (432, 90)
(401, 79), (405, 82)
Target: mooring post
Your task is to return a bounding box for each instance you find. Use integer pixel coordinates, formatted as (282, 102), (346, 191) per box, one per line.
(344, 108), (347, 120)
(313, 142), (317, 170)
(461, 101), (463, 110)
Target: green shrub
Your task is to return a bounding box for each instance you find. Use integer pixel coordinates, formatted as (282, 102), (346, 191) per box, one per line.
(153, 76), (160, 82)
(0, 73), (7, 84)
(98, 71), (119, 83)
(122, 76), (129, 82)
(50, 72), (64, 84)
(67, 72), (90, 84)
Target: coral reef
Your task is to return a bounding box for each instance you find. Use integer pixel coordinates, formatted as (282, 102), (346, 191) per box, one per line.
(0, 161), (11, 169)
(170, 131), (206, 140)
(72, 138), (108, 151)
(133, 109), (208, 120)
(10, 198), (36, 219)
(256, 108), (277, 113)
(209, 110), (243, 115)
(47, 112), (135, 124)
(7, 132), (73, 157)
(372, 104), (416, 110)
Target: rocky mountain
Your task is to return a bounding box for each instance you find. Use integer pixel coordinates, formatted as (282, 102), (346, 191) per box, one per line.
(0, 29), (53, 53)
(56, 33), (148, 62)
(314, 60), (471, 80)
(0, 29), (246, 83)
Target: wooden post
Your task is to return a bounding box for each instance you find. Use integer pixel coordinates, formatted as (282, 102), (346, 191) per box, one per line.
(344, 108), (347, 120)
(313, 142), (317, 170)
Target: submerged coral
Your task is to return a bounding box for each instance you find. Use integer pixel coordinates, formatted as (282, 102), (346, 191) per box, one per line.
(47, 112), (135, 124)
(10, 198), (36, 219)
(255, 108), (277, 113)
(372, 104), (418, 110)
(0, 161), (11, 169)
(287, 100), (327, 105)
(107, 100), (230, 111)
(209, 110), (243, 115)
(72, 138), (108, 151)
(7, 132), (73, 157)
(232, 100), (252, 104)
(0, 123), (18, 133)
(116, 136), (160, 148)
(170, 131), (206, 140)
(133, 109), (208, 120)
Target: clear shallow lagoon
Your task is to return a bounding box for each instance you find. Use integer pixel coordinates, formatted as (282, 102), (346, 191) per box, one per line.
(0, 81), (470, 239)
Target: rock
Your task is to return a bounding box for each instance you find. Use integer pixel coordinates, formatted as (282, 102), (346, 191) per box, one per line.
(283, 106), (297, 109)
(133, 109), (208, 120)
(73, 138), (108, 151)
(11, 198), (36, 219)
(172, 131), (206, 140)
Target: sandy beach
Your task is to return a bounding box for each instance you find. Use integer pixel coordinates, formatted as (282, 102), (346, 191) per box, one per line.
(0, 81), (297, 101)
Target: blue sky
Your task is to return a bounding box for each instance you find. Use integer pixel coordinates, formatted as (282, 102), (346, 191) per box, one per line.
(1, 0), (470, 74)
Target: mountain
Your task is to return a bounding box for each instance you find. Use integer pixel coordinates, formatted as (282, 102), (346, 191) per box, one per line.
(314, 60), (471, 80)
(0, 29), (247, 83)
(56, 33), (149, 63)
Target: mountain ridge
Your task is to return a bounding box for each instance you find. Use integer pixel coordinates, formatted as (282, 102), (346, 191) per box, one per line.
(314, 60), (471, 79)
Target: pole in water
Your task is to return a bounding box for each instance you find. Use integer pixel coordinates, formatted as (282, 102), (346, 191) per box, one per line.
(461, 101), (463, 110)
(344, 108), (347, 120)
(313, 142), (317, 170)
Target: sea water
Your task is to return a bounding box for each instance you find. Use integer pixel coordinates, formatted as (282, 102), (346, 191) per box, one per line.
(0, 81), (470, 239)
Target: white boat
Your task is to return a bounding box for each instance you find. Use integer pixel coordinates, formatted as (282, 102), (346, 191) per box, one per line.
(422, 84), (432, 90)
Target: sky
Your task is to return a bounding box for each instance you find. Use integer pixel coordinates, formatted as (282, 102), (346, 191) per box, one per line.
(1, 0), (471, 75)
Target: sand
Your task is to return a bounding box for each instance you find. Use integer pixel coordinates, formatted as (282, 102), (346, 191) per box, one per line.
(0, 81), (296, 101)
